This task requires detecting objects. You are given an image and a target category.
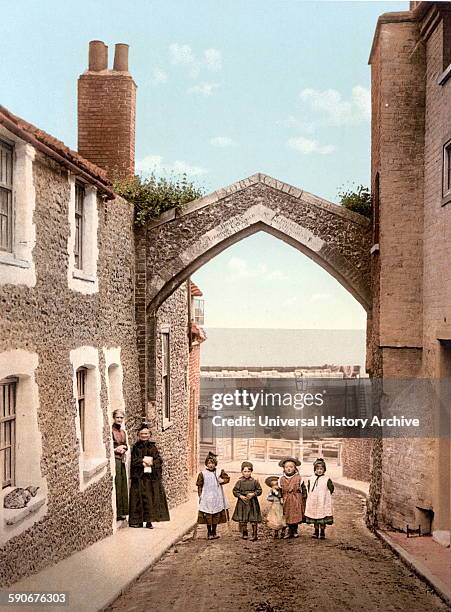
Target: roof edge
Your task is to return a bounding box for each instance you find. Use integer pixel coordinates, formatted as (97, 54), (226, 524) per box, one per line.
(368, 2), (444, 64)
(0, 105), (115, 199)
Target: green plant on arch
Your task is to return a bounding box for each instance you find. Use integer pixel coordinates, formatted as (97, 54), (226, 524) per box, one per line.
(337, 184), (372, 218)
(113, 173), (205, 226)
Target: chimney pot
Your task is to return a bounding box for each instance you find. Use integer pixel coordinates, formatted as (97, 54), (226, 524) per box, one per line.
(89, 40), (108, 71)
(113, 44), (129, 72)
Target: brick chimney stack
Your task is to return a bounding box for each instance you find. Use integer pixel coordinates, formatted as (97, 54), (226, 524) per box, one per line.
(78, 41), (137, 180)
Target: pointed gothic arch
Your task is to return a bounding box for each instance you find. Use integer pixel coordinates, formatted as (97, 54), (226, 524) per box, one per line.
(135, 173), (372, 401)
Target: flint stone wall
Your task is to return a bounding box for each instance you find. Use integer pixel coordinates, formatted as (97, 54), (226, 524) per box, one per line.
(147, 284), (190, 508)
(0, 152), (141, 586)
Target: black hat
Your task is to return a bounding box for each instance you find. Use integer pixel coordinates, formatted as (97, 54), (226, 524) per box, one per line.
(314, 457), (326, 472)
(241, 461), (253, 471)
(205, 451), (218, 466)
(265, 475), (280, 487)
(138, 422), (151, 432)
(278, 456), (301, 467)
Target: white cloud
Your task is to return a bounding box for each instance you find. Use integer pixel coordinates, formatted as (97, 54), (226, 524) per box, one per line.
(210, 136), (235, 147)
(204, 48), (222, 72)
(152, 68), (168, 84)
(188, 82), (220, 96)
(169, 43), (199, 78)
(136, 154), (207, 177)
(351, 86), (371, 122)
(226, 258), (288, 281)
(169, 43), (196, 66)
(299, 86), (370, 126)
(287, 136), (335, 155)
(169, 44), (223, 80)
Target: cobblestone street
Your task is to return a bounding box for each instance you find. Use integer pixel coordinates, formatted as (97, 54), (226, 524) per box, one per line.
(107, 489), (448, 612)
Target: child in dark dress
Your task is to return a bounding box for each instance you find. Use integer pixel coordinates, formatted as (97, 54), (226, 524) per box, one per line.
(232, 461), (262, 541)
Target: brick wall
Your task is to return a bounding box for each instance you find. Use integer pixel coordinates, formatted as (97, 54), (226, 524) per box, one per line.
(369, 3), (451, 532)
(377, 19), (425, 350)
(342, 439), (372, 482)
(78, 43), (136, 180)
(188, 343), (201, 476)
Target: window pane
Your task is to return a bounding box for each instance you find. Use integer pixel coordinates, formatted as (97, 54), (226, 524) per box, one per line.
(1, 378), (17, 488)
(447, 146), (451, 191)
(75, 183), (84, 269)
(162, 333), (170, 376)
(76, 368), (87, 451)
(0, 187), (12, 252)
(0, 141), (13, 189)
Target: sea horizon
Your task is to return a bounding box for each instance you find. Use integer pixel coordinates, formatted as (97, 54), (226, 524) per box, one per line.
(200, 327), (367, 369)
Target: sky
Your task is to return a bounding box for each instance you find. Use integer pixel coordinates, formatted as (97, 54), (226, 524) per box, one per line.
(0, 0), (406, 330)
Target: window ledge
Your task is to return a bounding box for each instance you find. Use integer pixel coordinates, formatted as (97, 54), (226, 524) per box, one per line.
(370, 243), (380, 254)
(162, 418), (173, 431)
(441, 193), (451, 207)
(82, 457), (108, 481)
(73, 269), (96, 283)
(0, 252), (31, 269)
(3, 492), (46, 526)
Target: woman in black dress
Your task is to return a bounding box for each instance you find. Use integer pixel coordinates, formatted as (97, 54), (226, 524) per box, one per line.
(128, 423), (170, 528)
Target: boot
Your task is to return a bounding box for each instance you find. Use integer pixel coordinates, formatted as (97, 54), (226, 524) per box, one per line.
(280, 527), (287, 539)
(312, 526), (319, 539)
(207, 524), (213, 540)
(251, 523), (258, 541)
(241, 523), (248, 539)
(319, 526), (325, 539)
(274, 530), (279, 539)
(211, 523), (220, 539)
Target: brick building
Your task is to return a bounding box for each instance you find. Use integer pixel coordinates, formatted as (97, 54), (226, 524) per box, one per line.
(368, 1), (451, 546)
(0, 42), (204, 585)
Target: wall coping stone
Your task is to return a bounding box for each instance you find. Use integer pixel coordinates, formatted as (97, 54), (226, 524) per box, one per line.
(145, 173), (370, 231)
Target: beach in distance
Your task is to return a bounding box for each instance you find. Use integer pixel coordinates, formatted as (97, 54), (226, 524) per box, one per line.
(201, 328), (366, 369)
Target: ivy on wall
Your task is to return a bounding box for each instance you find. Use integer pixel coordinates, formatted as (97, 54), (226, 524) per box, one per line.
(114, 173), (205, 226)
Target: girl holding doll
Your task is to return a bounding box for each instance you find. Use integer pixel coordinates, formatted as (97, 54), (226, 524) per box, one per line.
(265, 476), (286, 538)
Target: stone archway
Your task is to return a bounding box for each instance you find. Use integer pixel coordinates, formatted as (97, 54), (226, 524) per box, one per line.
(135, 173), (372, 403)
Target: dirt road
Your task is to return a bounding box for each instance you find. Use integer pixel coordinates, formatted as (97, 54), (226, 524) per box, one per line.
(108, 487), (447, 612)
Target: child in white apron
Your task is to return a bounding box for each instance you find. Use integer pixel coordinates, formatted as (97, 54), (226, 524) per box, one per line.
(196, 452), (230, 540)
(304, 458), (334, 539)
